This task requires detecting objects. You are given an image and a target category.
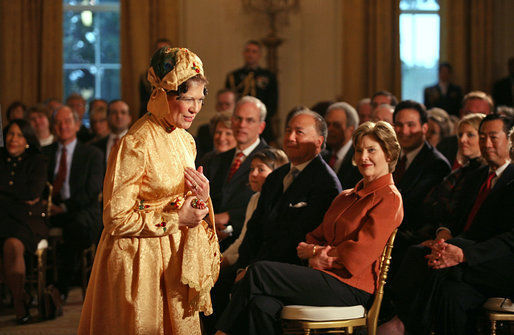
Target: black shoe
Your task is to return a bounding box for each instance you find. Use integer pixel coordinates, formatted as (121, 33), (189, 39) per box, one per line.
(16, 312), (31, 325)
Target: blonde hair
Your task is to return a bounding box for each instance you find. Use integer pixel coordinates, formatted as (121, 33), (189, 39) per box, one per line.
(458, 113), (486, 132)
(352, 121), (401, 172)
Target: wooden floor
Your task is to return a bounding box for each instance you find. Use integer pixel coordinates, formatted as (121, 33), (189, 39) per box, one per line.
(0, 287), (82, 335)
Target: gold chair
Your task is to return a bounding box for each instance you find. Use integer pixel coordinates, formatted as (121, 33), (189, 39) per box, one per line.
(483, 297), (514, 335)
(281, 229), (398, 335)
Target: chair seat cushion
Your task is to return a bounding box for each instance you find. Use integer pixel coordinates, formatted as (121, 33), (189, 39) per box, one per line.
(37, 239), (48, 250)
(281, 305), (366, 321)
(483, 298), (514, 313)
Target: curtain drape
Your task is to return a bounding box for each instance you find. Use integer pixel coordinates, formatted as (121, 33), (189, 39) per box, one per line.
(440, 0), (494, 94)
(0, 0), (62, 124)
(120, 0), (179, 119)
(340, 0), (401, 106)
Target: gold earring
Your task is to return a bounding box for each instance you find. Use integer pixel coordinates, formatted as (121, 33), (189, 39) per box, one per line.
(25, 144), (30, 149)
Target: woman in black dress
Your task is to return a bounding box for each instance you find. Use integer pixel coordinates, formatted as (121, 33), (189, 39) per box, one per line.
(0, 119), (49, 323)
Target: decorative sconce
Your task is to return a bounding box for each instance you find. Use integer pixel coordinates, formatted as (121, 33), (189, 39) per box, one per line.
(242, 0), (300, 74)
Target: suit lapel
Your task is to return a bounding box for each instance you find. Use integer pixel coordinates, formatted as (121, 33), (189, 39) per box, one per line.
(398, 142), (429, 189)
(69, 142), (84, 195)
(46, 143), (58, 182)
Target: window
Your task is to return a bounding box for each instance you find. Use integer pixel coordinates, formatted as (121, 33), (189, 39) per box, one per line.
(399, 0), (440, 102)
(63, 0), (120, 125)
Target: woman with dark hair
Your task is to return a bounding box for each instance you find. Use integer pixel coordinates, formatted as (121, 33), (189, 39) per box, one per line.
(79, 48), (220, 334)
(215, 121), (404, 335)
(0, 119), (49, 324)
(6, 101), (27, 122)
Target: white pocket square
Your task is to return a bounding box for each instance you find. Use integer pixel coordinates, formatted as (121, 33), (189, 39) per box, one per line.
(289, 202), (308, 208)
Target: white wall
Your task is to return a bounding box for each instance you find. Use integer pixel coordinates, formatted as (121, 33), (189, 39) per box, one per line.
(180, 0), (341, 139)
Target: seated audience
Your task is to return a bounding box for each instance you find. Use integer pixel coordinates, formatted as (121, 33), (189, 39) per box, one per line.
(93, 99), (132, 165)
(221, 148), (288, 267)
(215, 121), (404, 335)
(27, 104), (54, 147)
(437, 90), (494, 166)
(203, 110), (341, 334)
(371, 90), (398, 111)
(356, 98), (372, 124)
(426, 107), (453, 148)
(42, 106), (104, 300)
(497, 105), (514, 118)
(204, 96), (269, 252)
(66, 93), (92, 142)
(372, 103), (394, 124)
(6, 101), (27, 122)
(88, 98), (107, 115)
(423, 62), (463, 117)
(310, 100), (335, 119)
(198, 110), (237, 167)
(0, 119), (48, 324)
(378, 114), (514, 335)
(197, 89), (237, 160)
(88, 105), (110, 143)
(322, 102), (362, 189)
(44, 98), (63, 115)
(423, 113), (486, 234)
(392, 100), (450, 262)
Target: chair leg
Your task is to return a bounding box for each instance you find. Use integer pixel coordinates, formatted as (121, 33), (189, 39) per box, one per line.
(36, 249), (47, 317)
(490, 320), (497, 335)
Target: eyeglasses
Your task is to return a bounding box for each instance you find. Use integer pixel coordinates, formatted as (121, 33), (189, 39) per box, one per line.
(177, 96), (205, 108)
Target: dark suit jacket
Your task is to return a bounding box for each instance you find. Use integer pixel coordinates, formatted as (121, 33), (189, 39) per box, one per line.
(322, 146), (362, 190)
(92, 135), (109, 164)
(436, 135), (458, 167)
(237, 155), (342, 268)
(43, 141), (104, 244)
(448, 164), (514, 294)
(423, 82), (463, 116)
(396, 141), (451, 243)
(204, 139), (269, 248)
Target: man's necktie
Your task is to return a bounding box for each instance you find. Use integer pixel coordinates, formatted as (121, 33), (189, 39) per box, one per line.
(226, 152), (245, 182)
(393, 155), (407, 184)
(463, 172), (496, 231)
(53, 146), (67, 196)
(328, 154), (337, 170)
(112, 135), (120, 148)
(283, 167), (300, 191)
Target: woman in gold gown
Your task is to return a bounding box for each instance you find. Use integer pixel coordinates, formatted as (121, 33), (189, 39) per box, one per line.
(78, 47), (220, 335)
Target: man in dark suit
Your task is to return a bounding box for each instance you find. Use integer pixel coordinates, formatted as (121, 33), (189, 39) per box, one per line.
(322, 101), (362, 189)
(492, 56), (514, 107)
(93, 99), (132, 165)
(203, 110), (341, 334)
(424, 62), (463, 117)
(392, 100), (451, 259)
(379, 114), (514, 335)
(43, 105), (104, 298)
(204, 96), (269, 252)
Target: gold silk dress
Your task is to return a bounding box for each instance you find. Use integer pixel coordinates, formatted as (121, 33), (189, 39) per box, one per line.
(78, 113), (220, 335)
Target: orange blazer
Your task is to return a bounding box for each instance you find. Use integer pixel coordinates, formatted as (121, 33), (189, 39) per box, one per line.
(306, 173), (403, 294)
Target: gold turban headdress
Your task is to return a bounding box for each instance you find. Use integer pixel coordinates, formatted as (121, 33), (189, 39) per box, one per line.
(146, 47), (204, 122)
